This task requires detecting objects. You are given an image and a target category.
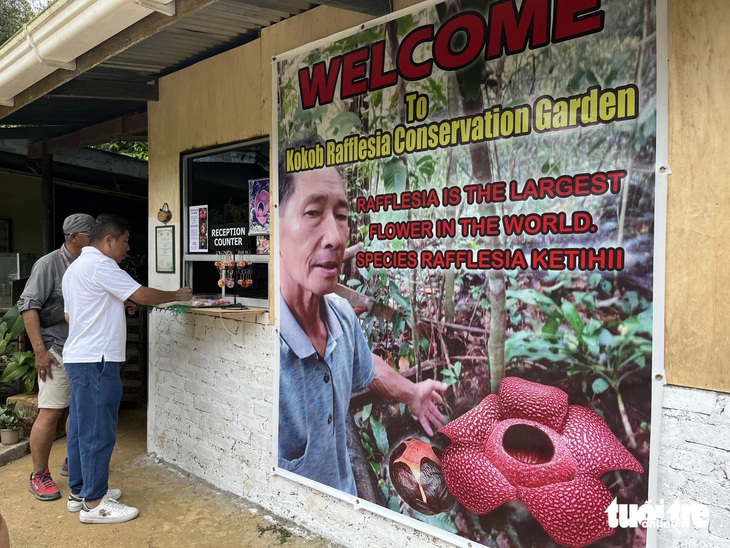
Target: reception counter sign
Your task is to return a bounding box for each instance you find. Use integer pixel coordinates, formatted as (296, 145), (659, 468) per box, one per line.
(274, 1), (665, 546)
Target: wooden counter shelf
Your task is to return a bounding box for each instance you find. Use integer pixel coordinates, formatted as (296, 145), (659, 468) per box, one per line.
(185, 306), (265, 319)
(153, 302), (269, 323)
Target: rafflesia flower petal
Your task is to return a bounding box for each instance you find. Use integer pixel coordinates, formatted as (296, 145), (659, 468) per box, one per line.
(518, 474), (615, 548)
(440, 442), (517, 514)
(499, 376), (569, 431)
(438, 394), (501, 445)
(561, 405), (644, 476)
(437, 376), (643, 547)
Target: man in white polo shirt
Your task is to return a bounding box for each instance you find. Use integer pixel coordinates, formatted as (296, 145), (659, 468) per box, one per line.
(63, 213), (191, 524)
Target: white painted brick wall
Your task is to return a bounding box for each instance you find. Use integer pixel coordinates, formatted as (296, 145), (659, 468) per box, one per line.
(147, 311), (730, 548)
(656, 387), (730, 547)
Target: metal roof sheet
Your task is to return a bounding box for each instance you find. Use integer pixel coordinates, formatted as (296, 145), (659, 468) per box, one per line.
(0, 0), (389, 148)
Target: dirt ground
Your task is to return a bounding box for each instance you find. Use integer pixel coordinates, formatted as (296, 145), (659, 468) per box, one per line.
(0, 405), (334, 548)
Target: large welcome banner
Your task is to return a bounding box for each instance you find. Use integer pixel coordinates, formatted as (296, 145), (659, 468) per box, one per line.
(275, 0), (663, 546)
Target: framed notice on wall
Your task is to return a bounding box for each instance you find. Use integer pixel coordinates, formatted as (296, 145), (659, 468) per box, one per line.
(155, 225), (175, 273)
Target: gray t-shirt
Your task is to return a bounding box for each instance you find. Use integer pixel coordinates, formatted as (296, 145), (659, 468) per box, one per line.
(16, 245), (76, 352)
(278, 293), (375, 495)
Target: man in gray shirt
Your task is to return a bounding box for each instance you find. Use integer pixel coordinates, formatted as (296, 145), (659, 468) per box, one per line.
(17, 213), (94, 501)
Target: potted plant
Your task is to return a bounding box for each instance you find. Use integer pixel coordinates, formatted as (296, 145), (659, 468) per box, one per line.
(0, 402), (25, 445)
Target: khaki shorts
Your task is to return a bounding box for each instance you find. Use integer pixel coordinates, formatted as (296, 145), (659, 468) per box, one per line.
(37, 348), (70, 409)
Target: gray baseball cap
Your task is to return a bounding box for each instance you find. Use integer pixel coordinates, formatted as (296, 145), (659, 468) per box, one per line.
(63, 213), (95, 234)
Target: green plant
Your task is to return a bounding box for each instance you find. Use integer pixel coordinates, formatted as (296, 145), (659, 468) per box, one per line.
(0, 305), (25, 355)
(440, 360), (462, 387)
(353, 403), (390, 478)
(0, 351), (36, 393)
(0, 402), (25, 430)
(0, 305), (36, 393)
(504, 278), (652, 448)
(350, 264), (427, 369)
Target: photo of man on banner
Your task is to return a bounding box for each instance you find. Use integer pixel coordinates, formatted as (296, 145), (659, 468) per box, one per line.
(277, 157), (448, 495)
(275, 0), (660, 546)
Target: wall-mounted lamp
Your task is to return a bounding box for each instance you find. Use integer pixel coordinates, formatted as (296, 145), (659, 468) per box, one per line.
(157, 203), (172, 223)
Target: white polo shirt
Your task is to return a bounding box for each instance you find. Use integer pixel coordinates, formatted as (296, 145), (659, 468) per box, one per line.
(62, 246), (141, 363)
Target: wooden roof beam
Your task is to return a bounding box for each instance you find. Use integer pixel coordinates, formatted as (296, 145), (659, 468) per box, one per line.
(27, 112), (148, 159)
(47, 80), (159, 101)
(0, 126), (66, 140)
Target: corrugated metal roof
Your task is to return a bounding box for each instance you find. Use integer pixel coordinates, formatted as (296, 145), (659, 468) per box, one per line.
(0, 0), (360, 145)
(98, 0), (318, 82)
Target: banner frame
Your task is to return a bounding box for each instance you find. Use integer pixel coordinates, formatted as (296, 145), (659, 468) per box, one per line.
(271, 1), (668, 545)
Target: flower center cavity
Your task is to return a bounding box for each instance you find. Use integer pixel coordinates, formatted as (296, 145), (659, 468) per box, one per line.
(502, 424), (554, 465)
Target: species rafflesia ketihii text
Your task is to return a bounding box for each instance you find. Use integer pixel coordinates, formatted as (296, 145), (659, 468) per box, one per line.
(437, 376), (643, 547)
(389, 439), (454, 515)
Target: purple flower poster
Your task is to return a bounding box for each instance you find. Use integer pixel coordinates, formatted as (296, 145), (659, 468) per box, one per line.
(249, 178), (270, 235)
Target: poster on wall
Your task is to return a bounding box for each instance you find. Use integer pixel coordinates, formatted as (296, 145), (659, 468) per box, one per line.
(249, 178), (270, 235)
(274, 1), (664, 547)
(189, 205), (208, 253)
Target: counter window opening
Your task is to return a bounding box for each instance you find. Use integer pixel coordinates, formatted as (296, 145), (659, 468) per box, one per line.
(181, 139), (270, 309)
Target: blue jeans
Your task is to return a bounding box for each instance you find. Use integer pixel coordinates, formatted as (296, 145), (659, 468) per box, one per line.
(65, 360), (123, 501)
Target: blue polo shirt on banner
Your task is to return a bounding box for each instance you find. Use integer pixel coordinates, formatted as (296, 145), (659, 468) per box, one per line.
(278, 293), (375, 495)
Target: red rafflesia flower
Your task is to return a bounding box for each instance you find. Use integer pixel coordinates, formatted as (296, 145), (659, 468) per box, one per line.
(438, 377), (643, 548)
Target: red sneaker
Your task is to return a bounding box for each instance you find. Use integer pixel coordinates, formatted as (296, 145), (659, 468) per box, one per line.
(28, 469), (61, 501)
(61, 458), (69, 477)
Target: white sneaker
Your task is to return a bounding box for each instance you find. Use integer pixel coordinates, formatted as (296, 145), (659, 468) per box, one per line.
(79, 496), (138, 524)
(68, 488), (122, 512)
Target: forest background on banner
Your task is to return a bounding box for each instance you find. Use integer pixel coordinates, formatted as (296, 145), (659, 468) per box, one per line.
(276, 0), (657, 546)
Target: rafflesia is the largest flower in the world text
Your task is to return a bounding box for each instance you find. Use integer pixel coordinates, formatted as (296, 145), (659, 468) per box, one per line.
(437, 376), (643, 547)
